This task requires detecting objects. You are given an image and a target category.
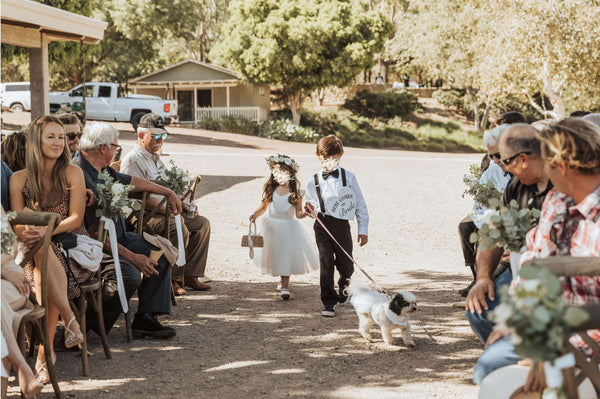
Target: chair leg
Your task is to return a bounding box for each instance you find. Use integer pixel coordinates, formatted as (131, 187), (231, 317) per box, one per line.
(125, 310), (133, 343)
(171, 284), (177, 306)
(95, 288), (111, 359)
(32, 320), (61, 398)
(17, 323), (27, 358)
(78, 296), (89, 376)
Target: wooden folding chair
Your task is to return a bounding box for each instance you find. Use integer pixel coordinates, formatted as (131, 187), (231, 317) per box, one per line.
(521, 257), (600, 399)
(12, 211), (62, 398)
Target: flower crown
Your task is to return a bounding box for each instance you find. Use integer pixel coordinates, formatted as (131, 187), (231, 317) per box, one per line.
(266, 154), (299, 172)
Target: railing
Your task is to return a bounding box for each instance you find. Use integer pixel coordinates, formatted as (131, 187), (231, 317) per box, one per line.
(196, 106), (260, 122)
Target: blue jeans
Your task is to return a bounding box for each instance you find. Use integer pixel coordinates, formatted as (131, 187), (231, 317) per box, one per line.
(473, 336), (519, 384)
(465, 268), (512, 344)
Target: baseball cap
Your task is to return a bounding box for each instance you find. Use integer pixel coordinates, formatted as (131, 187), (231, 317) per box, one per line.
(139, 113), (168, 134)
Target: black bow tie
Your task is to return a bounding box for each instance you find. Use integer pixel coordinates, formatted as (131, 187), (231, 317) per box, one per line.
(323, 169), (339, 179)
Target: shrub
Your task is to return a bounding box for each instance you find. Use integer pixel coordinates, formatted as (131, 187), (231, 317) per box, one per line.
(197, 115), (259, 136)
(342, 89), (419, 119)
(259, 119), (319, 142)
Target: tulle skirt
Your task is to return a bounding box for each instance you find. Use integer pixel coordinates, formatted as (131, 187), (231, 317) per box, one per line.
(254, 216), (319, 276)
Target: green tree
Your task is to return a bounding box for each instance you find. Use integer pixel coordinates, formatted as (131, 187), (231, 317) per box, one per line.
(212, 0), (392, 124)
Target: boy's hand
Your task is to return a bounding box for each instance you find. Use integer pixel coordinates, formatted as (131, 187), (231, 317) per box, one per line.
(357, 235), (368, 246)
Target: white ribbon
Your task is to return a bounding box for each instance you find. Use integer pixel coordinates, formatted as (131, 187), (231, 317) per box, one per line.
(543, 352), (575, 389)
(100, 216), (128, 314)
(248, 221), (256, 259)
(174, 214), (186, 267)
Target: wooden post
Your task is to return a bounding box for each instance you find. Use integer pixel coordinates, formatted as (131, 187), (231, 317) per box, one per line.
(81, 38), (87, 119)
(28, 32), (49, 119)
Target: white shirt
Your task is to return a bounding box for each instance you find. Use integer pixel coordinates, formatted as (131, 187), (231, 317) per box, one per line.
(472, 162), (512, 228)
(120, 144), (167, 204)
(305, 166), (369, 235)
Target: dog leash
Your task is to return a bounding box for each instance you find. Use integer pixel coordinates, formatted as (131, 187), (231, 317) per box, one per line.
(307, 207), (389, 297)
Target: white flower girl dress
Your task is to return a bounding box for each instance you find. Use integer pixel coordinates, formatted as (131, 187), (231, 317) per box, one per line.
(254, 192), (318, 276)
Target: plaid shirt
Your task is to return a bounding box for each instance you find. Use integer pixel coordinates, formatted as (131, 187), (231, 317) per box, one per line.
(521, 186), (600, 305)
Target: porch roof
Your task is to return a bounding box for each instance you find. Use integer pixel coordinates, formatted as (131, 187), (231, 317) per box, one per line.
(1, 0), (108, 47)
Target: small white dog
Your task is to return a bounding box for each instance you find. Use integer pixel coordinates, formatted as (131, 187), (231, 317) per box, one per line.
(348, 282), (417, 347)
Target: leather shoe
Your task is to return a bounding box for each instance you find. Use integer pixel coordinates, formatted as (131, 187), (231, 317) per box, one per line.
(172, 281), (186, 296)
(184, 276), (211, 291)
(132, 312), (176, 339)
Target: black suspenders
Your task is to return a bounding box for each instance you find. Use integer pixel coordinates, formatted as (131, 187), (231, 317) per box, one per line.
(314, 168), (346, 214)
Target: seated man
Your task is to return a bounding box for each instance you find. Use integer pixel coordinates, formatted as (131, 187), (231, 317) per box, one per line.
(473, 117), (600, 386)
(57, 112), (83, 158)
(73, 122), (182, 339)
(120, 113), (211, 295)
(458, 124), (512, 297)
(466, 124), (552, 344)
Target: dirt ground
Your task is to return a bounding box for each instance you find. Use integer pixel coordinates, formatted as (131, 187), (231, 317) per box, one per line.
(4, 114), (485, 398)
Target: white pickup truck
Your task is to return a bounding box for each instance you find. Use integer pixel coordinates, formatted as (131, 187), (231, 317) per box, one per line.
(49, 82), (177, 129)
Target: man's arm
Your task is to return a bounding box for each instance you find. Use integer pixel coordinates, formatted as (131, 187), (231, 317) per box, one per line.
(466, 246), (504, 314)
(129, 176), (182, 215)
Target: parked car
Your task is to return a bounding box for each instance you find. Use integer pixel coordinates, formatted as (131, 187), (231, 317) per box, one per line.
(49, 82), (178, 129)
(1, 82), (31, 112)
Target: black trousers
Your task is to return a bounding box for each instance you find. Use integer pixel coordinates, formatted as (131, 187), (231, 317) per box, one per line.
(458, 215), (478, 268)
(86, 231), (171, 334)
(314, 215), (354, 307)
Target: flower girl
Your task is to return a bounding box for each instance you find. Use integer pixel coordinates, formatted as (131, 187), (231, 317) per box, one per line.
(249, 154), (318, 300)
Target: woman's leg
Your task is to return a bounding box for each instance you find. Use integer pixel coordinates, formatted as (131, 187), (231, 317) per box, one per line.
(280, 276), (290, 290)
(3, 326), (43, 396)
(33, 250), (81, 363)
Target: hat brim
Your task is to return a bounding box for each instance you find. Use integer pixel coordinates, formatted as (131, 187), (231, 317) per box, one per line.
(147, 127), (168, 135)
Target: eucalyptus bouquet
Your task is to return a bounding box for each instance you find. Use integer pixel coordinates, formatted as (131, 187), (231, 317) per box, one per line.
(1, 211), (16, 255)
(157, 160), (191, 197)
(491, 266), (589, 362)
(462, 164), (502, 208)
(470, 199), (540, 252)
(95, 170), (141, 220)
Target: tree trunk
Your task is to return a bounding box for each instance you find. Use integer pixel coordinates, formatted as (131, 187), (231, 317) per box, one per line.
(542, 58), (566, 118)
(289, 91), (305, 125)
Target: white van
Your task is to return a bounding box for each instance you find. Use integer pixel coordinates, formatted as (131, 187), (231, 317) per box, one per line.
(1, 82), (31, 112)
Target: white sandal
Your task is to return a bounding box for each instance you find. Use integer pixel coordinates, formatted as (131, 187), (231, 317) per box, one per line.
(64, 316), (83, 349)
(280, 289), (291, 300)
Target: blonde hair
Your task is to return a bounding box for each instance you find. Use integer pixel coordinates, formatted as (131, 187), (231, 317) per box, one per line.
(25, 115), (71, 210)
(537, 118), (600, 175)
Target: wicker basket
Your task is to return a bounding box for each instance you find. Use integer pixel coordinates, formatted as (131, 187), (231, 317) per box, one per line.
(241, 221), (264, 248)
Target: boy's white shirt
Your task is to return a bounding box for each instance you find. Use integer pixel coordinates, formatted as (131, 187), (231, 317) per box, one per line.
(304, 166), (369, 235)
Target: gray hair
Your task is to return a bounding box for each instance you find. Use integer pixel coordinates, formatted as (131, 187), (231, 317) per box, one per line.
(79, 123), (119, 152)
(582, 113), (600, 129)
(136, 127), (149, 135)
(483, 124), (509, 147)
(501, 124), (542, 157)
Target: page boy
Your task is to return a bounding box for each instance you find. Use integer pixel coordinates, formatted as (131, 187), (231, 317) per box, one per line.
(304, 135), (369, 317)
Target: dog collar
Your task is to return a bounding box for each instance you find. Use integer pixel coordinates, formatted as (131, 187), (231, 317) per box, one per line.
(385, 307), (408, 327)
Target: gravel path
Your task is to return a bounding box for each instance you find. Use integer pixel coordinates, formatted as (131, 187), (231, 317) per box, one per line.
(6, 121), (485, 398)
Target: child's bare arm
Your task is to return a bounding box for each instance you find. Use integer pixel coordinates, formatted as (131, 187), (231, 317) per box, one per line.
(250, 202), (268, 221)
(294, 200), (307, 219)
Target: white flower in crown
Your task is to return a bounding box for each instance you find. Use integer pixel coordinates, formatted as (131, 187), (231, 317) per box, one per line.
(265, 153), (299, 172)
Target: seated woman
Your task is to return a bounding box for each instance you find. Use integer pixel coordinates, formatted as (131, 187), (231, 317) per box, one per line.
(9, 115), (94, 384)
(1, 208), (44, 398)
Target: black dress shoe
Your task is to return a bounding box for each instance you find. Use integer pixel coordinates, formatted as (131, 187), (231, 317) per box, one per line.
(458, 280), (476, 297)
(131, 312), (176, 339)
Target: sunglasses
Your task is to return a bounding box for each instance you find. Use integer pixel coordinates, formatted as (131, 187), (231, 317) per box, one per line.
(66, 132), (82, 140)
(148, 133), (168, 141)
(487, 152), (501, 160)
(501, 151), (531, 166)
(110, 143), (122, 151)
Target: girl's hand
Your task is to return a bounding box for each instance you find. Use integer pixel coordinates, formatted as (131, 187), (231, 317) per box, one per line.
(249, 214), (256, 222)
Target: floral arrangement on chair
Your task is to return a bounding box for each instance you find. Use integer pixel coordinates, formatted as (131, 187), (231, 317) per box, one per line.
(1, 211), (16, 255)
(469, 199), (540, 252)
(157, 160), (192, 197)
(462, 164), (502, 208)
(95, 170), (141, 220)
(491, 266), (589, 398)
